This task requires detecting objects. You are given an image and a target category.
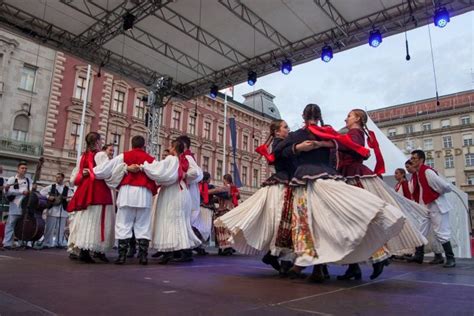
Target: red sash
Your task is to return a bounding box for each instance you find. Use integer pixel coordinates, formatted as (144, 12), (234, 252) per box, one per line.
(230, 185), (240, 207)
(255, 144), (275, 164)
(366, 130), (385, 175)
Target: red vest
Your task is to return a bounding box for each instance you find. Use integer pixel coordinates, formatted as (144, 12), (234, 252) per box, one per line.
(395, 180), (412, 200)
(412, 164), (440, 205)
(67, 151), (113, 212)
(120, 148), (158, 195)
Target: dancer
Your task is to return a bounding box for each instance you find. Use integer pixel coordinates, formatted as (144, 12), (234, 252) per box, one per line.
(335, 109), (426, 280)
(67, 132), (115, 263)
(407, 150), (455, 268)
(394, 168), (412, 200)
(94, 135), (157, 265)
(142, 139), (202, 264)
(214, 119), (295, 274)
(192, 171), (215, 255)
(209, 174), (240, 256)
(274, 104), (405, 282)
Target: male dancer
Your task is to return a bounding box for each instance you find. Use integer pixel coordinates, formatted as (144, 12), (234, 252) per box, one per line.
(408, 150), (455, 268)
(94, 135), (157, 265)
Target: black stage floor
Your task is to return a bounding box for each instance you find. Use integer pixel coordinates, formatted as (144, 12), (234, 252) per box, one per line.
(0, 249), (473, 315)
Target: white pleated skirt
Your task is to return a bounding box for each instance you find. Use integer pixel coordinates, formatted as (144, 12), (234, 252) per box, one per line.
(214, 184), (287, 256)
(150, 183), (201, 251)
(350, 177), (429, 255)
(67, 205), (115, 253)
(192, 206), (214, 242)
(292, 179), (406, 266)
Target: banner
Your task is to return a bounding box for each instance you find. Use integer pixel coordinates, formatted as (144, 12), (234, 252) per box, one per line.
(228, 117), (242, 187)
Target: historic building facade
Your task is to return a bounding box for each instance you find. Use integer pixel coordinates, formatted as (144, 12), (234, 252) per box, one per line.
(0, 29), (56, 178)
(40, 53), (279, 199)
(368, 90), (474, 225)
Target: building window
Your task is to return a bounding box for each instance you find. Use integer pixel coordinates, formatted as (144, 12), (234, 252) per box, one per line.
(423, 139), (433, 150)
(216, 160), (223, 180)
(19, 65), (36, 91)
(405, 140), (416, 151)
(388, 128), (396, 137)
(70, 122), (80, 151)
(112, 133), (121, 156)
(467, 175), (474, 185)
(466, 154), (474, 167)
(134, 96), (146, 120)
(461, 116), (471, 125)
(204, 121), (211, 139)
(463, 134), (473, 147)
(445, 156), (454, 169)
(442, 136), (453, 148)
(188, 116), (196, 135)
(422, 123), (432, 131)
(202, 156), (209, 172)
(242, 166), (248, 185)
(243, 135), (248, 151)
(12, 115), (29, 141)
(172, 110), (181, 130)
(112, 90), (126, 113)
(404, 125), (414, 134)
(252, 169), (259, 187)
(74, 76), (87, 100)
(441, 119), (450, 128)
(254, 138), (259, 149)
(426, 158), (435, 168)
(218, 126), (224, 143)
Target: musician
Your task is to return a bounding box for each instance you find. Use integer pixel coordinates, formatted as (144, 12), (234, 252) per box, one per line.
(3, 162), (32, 249)
(40, 173), (73, 248)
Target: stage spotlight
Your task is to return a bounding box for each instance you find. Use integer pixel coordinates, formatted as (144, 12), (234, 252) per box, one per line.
(247, 71), (257, 86)
(369, 29), (382, 47)
(210, 84), (218, 99)
(123, 13), (136, 31)
(434, 7), (450, 28)
(321, 45), (333, 62)
(281, 59), (292, 75)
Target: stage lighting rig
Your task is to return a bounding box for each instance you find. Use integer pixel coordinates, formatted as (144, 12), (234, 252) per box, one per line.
(247, 71), (257, 86)
(210, 84), (218, 98)
(281, 59), (292, 75)
(321, 45), (333, 62)
(434, 7), (450, 28)
(369, 29), (382, 47)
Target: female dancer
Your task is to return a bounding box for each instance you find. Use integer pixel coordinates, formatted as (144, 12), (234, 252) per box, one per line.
(67, 132), (115, 263)
(336, 109), (427, 280)
(214, 119), (295, 273)
(191, 171), (215, 255)
(395, 168), (412, 200)
(209, 174), (240, 256)
(142, 139), (202, 264)
(274, 104), (405, 282)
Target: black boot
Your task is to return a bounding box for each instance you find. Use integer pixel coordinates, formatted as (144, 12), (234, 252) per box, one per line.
(127, 236), (137, 258)
(429, 253), (444, 265)
(173, 249), (193, 263)
(370, 259), (389, 280)
(322, 264), (330, 280)
(262, 251), (281, 272)
(407, 245), (424, 264)
(279, 261), (293, 277)
(137, 239), (149, 265)
(307, 265), (325, 283)
(94, 252), (109, 263)
(79, 249), (95, 264)
(442, 242), (456, 268)
(337, 264), (362, 281)
(158, 252), (174, 265)
(115, 239), (129, 265)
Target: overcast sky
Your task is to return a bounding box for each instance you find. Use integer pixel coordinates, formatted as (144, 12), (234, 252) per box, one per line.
(231, 11), (473, 131)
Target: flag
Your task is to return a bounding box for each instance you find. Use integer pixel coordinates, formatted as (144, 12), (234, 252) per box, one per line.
(224, 86), (234, 99)
(228, 117), (242, 188)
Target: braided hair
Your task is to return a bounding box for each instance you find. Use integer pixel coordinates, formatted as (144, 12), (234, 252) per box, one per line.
(264, 119), (284, 145)
(351, 109), (370, 137)
(303, 103), (325, 126)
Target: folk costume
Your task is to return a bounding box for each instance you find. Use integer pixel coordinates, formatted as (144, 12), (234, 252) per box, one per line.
(94, 147), (158, 264)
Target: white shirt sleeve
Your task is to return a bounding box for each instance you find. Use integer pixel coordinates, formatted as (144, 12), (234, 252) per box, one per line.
(143, 155), (178, 186)
(425, 169), (452, 194)
(185, 156), (203, 184)
(40, 185), (52, 197)
(93, 154), (124, 179)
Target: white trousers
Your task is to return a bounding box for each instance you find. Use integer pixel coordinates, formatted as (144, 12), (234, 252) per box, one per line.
(3, 214), (21, 247)
(115, 206), (152, 240)
(43, 216), (67, 247)
(420, 208), (451, 245)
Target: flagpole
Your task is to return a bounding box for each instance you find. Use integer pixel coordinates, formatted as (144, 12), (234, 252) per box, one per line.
(76, 64), (92, 163)
(222, 89), (228, 176)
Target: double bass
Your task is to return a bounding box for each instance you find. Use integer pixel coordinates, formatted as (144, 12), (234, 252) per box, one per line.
(14, 157), (46, 243)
